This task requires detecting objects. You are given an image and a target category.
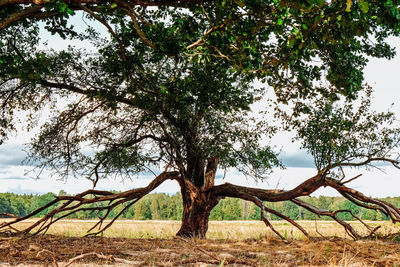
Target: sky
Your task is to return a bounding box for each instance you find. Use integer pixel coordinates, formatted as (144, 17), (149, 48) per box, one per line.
(1, 21), (400, 197)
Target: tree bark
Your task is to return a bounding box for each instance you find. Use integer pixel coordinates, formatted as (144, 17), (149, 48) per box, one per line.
(203, 157), (218, 190)
(176, 177), (219, 238)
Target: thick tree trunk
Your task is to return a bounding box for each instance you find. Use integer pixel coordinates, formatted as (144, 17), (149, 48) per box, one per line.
(176, 159), (220, 238)
(176, 189), (218, 238)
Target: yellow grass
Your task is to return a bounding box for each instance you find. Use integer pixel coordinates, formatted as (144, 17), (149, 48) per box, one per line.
(2, 219), (400, 240)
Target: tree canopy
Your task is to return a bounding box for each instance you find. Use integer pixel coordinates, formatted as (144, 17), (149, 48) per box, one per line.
(1, 0), (400, 239)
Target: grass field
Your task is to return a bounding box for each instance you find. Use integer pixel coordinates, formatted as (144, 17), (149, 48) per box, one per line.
(3, 219), (400, 240)
(1, 219), (400, 266)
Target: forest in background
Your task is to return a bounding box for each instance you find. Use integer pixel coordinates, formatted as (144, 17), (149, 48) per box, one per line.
(1, 191), (399, 221)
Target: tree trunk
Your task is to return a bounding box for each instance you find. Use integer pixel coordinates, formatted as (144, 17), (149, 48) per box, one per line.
(176, 181), (219, 238)
(176, 157), (219, 238)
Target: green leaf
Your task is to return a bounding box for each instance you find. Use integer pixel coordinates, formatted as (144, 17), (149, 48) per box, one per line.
(288, 36), (295, 47)
(0, 59), (3, 64)
(66, 8), (74, 15)
(277, 18), (283, 25)
(111, 3), (118, 8)
(234, 0), (245, 8)
(359, 0), (369, 13)
(345, 0), (352, 12)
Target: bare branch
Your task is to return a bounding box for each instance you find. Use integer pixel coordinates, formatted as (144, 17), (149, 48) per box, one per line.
(210, 173), (325, 202)
(64, 252), (138, 266)
(326, 178), (400, 223)
(253, 196), (287, 242)
(0, 171), (179, 235)
(333, 157), (400, 169)
(186, 23), (226, 50)
(341, 174), (362, 185)
(291, 198), (361, 240)
(39, 79), (136, 107)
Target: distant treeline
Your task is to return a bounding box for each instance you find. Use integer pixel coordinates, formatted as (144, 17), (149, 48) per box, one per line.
(1, 191), (399, 221)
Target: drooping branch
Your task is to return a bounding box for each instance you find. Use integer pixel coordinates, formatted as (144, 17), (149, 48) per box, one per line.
(256, 196), (287, 242)
(0, 171), (179, 235)
(210, 173), (400, 240)
(331, 157), (400, 170)
(210, 173), (325, 202)
(251, 196), (309, 241)
(291, 198), (362, 240)
(325, 178), (400, 223)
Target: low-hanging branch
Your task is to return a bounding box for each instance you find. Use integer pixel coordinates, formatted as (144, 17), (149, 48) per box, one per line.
(0, 171), (179, 235)
(2, 168), (399, 241)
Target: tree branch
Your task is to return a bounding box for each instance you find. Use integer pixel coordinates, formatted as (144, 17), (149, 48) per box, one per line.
(291, 198), (361, 240)
(0, 0), (210, 8)
(39, 79), (136, 107)
(78, 3), (128, 62)
(114, 0), (156, 50)
(0, 171), (179, 235)
(210, 173), (325, 202)
(0, 5), (42, 30)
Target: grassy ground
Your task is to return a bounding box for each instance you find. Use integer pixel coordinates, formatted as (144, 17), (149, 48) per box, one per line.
(1, 219), (400, 266)
(3, 219), (400, 239)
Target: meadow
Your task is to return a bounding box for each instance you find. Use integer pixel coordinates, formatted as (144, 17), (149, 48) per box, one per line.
(1, 219), (400, 266)
(3, 218), (400, 240)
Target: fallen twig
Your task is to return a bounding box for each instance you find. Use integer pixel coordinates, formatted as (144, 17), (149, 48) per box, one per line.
(174, 236), (221, 262)
(37, 249), (59, 267)
(63, 252), (137, 266)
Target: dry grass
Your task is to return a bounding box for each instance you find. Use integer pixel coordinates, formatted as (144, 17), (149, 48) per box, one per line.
(1, 219), (400, 266)
(2, 219), (400, 240)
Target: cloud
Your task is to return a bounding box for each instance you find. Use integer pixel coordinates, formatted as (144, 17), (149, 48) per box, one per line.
(1, 176), (30, 181)
(5, 185), (45, 195)
(280, 150), (315, 168)
(0, 144), (27, 167)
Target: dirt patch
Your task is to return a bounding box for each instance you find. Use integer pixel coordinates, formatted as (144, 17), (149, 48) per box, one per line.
(0, 234), (400, 266)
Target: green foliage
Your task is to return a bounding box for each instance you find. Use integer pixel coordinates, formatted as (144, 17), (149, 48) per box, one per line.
(286, 88), (400, 171)
(2, 0), (400, 184)
(2, 1), (400, 237)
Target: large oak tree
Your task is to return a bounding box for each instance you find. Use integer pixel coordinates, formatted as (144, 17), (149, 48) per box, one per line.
(1, 0), (400, 238)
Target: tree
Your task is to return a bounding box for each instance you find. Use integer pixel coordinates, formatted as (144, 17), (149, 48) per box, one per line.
(1, 0), (400, 239)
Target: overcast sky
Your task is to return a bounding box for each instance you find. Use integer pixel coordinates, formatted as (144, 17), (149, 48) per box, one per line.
(1, 24), (400, 197)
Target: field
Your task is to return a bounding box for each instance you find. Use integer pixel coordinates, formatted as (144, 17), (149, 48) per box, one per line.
(1, 219), (400, 266)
